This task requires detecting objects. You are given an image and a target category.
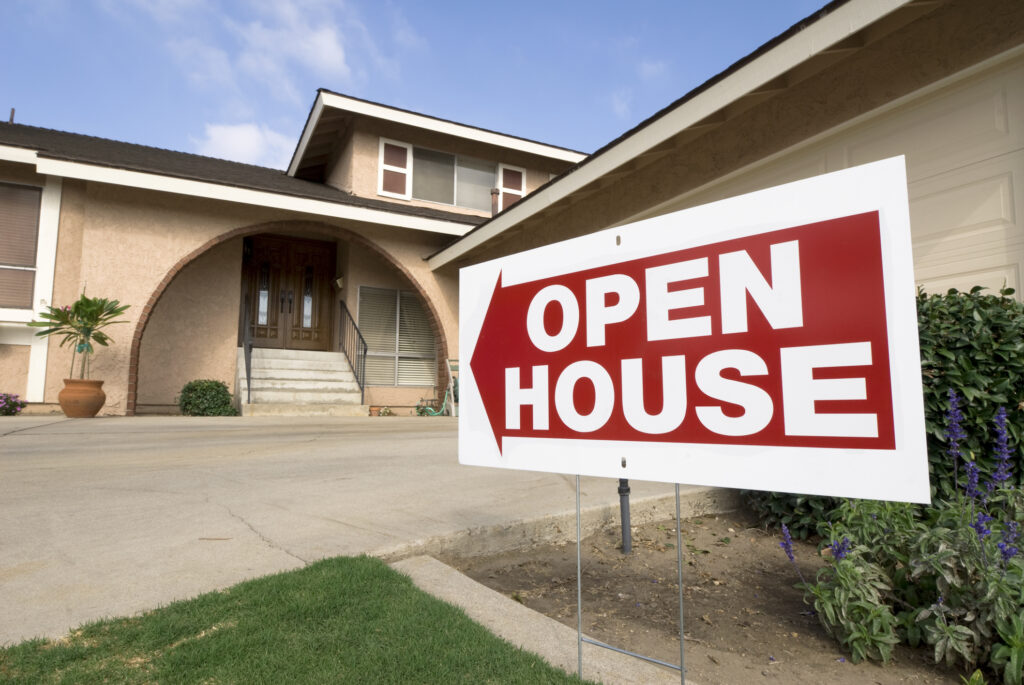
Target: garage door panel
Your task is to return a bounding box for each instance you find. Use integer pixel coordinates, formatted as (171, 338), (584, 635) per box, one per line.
(844, 60), (1022, 182)
(917, 262), (1021, 296)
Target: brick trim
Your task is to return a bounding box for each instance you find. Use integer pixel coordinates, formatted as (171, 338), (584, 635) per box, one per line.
(126, 220), (449, 415)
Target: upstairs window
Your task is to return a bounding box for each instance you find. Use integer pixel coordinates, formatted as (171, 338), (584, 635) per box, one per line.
(0, 182), (42, 309)
(378, 138), (505, 213)
(498, 164), (525, 211)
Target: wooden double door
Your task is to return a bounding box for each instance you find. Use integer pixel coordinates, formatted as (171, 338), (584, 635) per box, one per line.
(242, 235), (335, 351)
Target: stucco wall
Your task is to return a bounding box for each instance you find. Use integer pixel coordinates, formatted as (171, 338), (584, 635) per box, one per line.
(0, 344), (29, 397)
(136, 239), (243, 410)
(34, 174), (457, 415)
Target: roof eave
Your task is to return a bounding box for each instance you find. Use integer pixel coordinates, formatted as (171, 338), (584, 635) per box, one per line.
(426, 0), (911, 270)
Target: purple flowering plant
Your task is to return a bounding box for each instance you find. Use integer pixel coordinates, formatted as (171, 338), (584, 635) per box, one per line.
(0, 392), (27, 416)
(777, 398), (1023, 677)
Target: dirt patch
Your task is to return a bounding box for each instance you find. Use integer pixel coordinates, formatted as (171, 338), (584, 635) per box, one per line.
(445, 509), (962, 685)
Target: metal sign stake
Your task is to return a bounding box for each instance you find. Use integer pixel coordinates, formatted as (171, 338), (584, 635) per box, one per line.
(575, 477), (687, 684)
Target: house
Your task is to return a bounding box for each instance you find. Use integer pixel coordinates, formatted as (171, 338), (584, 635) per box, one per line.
(0, 92), (583, 415)
(1, 0), (1021, 416)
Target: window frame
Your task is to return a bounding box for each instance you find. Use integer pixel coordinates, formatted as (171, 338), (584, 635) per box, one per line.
(378, 138), (503, 212)
(498, 163), (526, 212)
(377, 138), (412, 200)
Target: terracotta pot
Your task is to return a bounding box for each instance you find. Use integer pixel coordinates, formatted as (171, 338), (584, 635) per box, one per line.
(58, 379), (106, 418)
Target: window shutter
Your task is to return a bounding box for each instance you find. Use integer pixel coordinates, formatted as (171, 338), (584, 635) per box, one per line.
(0, 183), (41, 268)
(359, 286), (398, 385)
(357, 287), (437, 387)
(0, 182), (41, 309)
(379, 139), (411, 199)
(398, 291), (436, 385)
(498, 164), (525, 211)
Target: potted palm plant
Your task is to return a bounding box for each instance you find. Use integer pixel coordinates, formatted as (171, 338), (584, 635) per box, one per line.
(28, 294), (130, 417)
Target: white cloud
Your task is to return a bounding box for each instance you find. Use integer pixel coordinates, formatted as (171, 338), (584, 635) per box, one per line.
(192, 122), (295, 169)
(611, 89), (632, 120)
(229, 0), (352, 103)
(638, 60), (667, 81)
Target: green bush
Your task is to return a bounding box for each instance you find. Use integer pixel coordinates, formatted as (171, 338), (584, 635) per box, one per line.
(744, 286), (1024, 534)
(919, 286), (1024, 496)
(178, 379), (238, 416)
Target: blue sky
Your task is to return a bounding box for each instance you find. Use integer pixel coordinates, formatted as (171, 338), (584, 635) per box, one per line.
(2, 0), (829, 169)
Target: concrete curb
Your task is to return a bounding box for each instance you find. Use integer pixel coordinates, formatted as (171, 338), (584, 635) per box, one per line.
(373, 485), (741, 562)
(392, 555), (698, 685)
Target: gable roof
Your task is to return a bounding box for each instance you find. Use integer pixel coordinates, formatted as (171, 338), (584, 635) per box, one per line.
(0, 122), (484, 233)
(288, 89), (587, 180)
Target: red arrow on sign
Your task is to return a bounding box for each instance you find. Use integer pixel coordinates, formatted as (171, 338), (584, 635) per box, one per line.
(469, 212), (896, 454)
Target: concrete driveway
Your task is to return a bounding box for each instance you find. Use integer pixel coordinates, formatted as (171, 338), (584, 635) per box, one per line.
(0, 416), (722, 646)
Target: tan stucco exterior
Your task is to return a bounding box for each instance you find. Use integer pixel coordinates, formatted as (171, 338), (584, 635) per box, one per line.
(28, 177), (459, 414)
(136, 239), (243, 412)
(326, 121), (568, 219)
(0, 344), (30, 397)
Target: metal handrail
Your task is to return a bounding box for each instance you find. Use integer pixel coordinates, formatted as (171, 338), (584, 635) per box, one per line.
(242, 292), (253, 404)
(338, 301), (368, 404)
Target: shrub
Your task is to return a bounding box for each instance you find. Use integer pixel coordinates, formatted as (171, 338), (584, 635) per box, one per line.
(918, 286), (1024, 496)
(0, 393), (27, 416)
(745, 286), (1024, 534)
(178, 380), (238, 416)
(778, 401), (1023, 682)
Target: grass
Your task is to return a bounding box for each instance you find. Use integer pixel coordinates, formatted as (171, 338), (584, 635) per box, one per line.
(0, 556), (590, 684)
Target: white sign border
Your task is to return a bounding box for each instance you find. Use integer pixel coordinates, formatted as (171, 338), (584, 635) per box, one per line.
(459, 156), (929, 503)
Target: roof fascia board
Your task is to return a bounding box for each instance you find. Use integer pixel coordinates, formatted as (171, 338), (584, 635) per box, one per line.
(33, 157), (475, 237)
(427, 0), (908, 270)
(622, 42), (1024, 228)
(0, 144), (39, 164)
(287, 92), (325, 176)
(319, 91), (587, 164)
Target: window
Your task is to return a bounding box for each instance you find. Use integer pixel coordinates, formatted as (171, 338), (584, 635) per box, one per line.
(358, 286), (436, 386)
(378, 139), (412, 199)
(498, 164), (525, 211)
(0, 182), (42, 309)
(378, 138), (499, 212)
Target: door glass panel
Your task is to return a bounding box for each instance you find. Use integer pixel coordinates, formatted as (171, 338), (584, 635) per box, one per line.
(257, 263), (270, 325)
(302, 265), (313, 328)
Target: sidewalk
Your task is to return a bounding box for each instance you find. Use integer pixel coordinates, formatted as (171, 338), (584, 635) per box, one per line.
(0, 415), (735, 647)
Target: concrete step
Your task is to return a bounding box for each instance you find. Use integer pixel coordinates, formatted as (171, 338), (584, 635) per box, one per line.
(248, 348), (349, 362)
(246, 368), (356, 382)
(240, 378), (360, 393)
(241, 403), (369, 417)
(247, 388), (363, 404)
(242, 357), (357, 373)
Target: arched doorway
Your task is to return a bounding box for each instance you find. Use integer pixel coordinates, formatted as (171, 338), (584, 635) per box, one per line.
(128, 221), (449, 416)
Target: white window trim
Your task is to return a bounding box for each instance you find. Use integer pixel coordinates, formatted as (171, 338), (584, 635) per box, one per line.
(0, 176), (62, 402)
(498, 163), (526, 212)
(378, 138), (412, 200)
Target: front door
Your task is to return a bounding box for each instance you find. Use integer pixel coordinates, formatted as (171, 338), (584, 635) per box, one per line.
(242, 235), (335, 351)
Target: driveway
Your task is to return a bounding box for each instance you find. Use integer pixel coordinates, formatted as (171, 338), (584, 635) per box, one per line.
(0, 416), (701, 645)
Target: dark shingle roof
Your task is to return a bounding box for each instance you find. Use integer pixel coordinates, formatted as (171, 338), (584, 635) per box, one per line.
(0, 122), (484, 226)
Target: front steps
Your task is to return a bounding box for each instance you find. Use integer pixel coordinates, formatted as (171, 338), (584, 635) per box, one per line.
(236, 347), (367, 417)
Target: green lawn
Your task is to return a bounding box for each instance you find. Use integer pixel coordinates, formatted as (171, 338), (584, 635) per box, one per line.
(0, 556), (591, 684)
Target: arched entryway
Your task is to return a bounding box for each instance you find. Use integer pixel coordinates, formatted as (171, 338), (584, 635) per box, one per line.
(127, 220), (449, 416)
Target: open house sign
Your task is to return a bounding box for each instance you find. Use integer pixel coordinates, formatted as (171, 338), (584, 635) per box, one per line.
(459, 157), (930, 503)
